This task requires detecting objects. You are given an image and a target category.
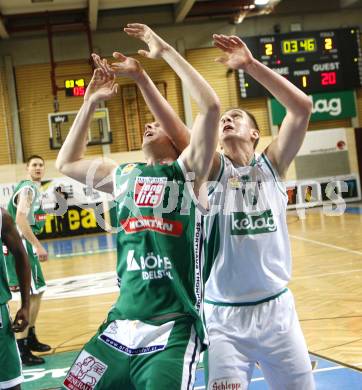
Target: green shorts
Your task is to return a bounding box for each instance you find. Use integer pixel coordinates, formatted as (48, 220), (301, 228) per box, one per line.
(63, 315), (201, 390)
(0, 304), (23, 389)
(5, 239), (46, 294)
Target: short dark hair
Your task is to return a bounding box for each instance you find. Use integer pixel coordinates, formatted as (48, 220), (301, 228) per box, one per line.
(244, 110), (260, 149)
(26, 155), (44, 165)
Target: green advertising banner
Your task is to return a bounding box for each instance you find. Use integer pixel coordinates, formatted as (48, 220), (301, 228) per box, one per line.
(271, 90), (356, 125)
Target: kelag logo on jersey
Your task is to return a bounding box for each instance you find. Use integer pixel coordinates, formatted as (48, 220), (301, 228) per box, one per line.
(230, 210), (277, 235)
(121, 217), (183, 236)
(134, 177), (167, 208)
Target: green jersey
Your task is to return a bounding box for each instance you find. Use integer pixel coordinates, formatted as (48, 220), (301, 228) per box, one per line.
(7, 180), (46, 235)
(0, 210), (11, 305)
(112, 159), (208, 346)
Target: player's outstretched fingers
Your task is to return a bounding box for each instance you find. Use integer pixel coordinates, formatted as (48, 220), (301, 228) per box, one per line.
(92, 55), (109, 76)
(126, 23), (146, 30)
(138, 49), (151, 58)
(124, 27), (143, 38)
(113, 52), (127, 61)
(230, 36), (244, 47)
(91, 53), (102, 67)
(101, 58), (112, 76)
(213, 35), (233, 52)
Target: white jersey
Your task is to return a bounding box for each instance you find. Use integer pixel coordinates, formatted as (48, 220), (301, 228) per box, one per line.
(204, 152), (291, 303)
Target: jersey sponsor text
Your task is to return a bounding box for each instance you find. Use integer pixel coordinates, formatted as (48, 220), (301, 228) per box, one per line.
(134, 177), (167, 208)
(121, 216), (183, 236)
(126, 250), (173, 280)
(210, 378), (242, 390)
(230, 210), (277, 235)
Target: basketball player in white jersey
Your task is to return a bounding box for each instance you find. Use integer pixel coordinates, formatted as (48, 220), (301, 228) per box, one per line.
(202, 35), (315, 390)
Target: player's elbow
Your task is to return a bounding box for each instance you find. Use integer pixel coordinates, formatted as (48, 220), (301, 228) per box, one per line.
(200, 93), (221, 115)
(288, 96), (313, 121)
(303, 96), (313, 115)
(55, 157), (64, 172)
(207, 97), (221, 115)
(55, 158), (72, 175)
(298, 95), (313, 118)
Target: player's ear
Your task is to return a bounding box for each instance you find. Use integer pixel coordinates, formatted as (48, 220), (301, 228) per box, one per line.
(251, 129), (259, 143)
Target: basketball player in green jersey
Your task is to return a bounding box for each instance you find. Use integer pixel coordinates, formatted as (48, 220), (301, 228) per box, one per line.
(175, 33), (313, 388)
(120, 32), (314, 389)
(0, 207), (31, 389)
(5, 155), (51, 365)
(56, 24), (220, 389)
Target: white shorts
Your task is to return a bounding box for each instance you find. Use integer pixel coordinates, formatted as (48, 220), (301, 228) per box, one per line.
(204, 289), (315, 390)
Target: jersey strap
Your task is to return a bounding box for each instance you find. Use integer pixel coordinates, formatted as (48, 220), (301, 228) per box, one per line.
(11, 184), (35, 208)
(260, 153), (286, 196)
(208, 153), (225, 196)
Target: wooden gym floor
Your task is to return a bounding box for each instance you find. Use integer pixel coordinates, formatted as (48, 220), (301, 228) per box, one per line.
(9, 206), (362, 371)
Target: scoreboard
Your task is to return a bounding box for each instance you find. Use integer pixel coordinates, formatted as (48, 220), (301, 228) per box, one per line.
(238, 28), (362, 97)
(65, 78), (86, 97)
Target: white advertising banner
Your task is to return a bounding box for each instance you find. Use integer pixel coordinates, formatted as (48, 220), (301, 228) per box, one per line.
(0, 177), (111, 210)
(297, 128), (349, 157)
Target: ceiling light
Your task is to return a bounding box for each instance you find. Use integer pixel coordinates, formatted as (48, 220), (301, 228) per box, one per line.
(234, 11), (247, 24)
(254, 0), (270, 5)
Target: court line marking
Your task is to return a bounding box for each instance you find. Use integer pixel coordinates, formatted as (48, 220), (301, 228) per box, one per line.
(194, 365), (361, 389)
(44, 300), (116, 312)
(289, 235), (362, 257)
(294, 268), (362, 280)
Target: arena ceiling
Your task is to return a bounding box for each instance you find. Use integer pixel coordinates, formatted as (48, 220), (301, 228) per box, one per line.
(0, 0), (361, 39)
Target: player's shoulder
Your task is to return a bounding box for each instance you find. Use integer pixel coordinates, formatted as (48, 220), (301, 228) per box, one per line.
(115, 162), (144, 176)
(257, 152), (278, 175)
(18, 179), (34, 187)
(15, 179), (36, 194)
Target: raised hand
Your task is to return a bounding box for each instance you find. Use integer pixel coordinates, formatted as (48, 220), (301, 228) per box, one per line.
(111, 52), (143, 79)
(92, 52), (143, 80)
(124, 23), (169, 59)
(92, 53), (113, 76)
(84, 67), (119, 104)
(213, 34), (254, 71)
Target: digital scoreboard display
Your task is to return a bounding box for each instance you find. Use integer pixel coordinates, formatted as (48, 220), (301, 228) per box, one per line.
(238, 28), (362, 98)
(65, 78), (86, 97)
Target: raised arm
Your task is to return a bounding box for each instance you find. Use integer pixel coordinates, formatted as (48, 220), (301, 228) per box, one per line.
(214, 34), (312, 177)
(55, 69), (118, 193)
(2, 209), (31, 332)
(125, 24), (220, 190)
(93, 52), (190, 153)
